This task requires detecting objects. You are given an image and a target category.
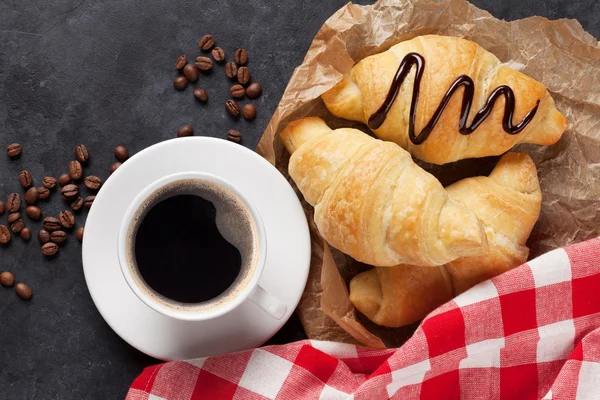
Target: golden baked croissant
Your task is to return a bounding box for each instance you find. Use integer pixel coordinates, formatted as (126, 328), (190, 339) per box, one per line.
(349, 152), (542, 327)
(280, 117), (488, 267)
(322, 35), (568, 164)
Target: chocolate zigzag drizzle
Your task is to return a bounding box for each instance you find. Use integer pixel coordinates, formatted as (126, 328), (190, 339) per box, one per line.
(367, 52), (540, 145)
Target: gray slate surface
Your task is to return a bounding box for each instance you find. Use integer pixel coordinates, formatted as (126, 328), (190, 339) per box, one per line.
(1, 0), (598, 399)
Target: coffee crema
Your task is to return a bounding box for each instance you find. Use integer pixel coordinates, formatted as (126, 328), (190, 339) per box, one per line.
(126, 179), (259, 313)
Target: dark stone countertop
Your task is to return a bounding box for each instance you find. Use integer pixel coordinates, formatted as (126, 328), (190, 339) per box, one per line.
(0, 0), (598, 398)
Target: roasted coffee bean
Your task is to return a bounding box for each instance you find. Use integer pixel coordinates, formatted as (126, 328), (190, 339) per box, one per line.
(234, 48), (248, 65)
(177, 125), (194, 137)
(43, 217), (61, 232)
(114, 146), (129, 162)
(69, 160), (83, 180)
(193, 88), (208, 102)
(50, 230), (67, 244)
(15, 283), (32, 300)
(38, 230), (50, 244)
(6, 143), (21, 157)
(225, 62), (238, 79)
(71, 196), (83, 211)
(84, 176), (102, 190)
(25, 187), (39, 205)
(0, 201), (4, 215)
(59, 174), (71, 186)
(74, 144), (89, 163)
(246, 82), (262, 99)
(7, 193), (20, 213)
(59, 210), (75, 229)
(76, 226), (85, 242)
(183, 63), (199, 82)
(227, 129), (242, 143)
(0, 225), (10, 244)
(37, 186), (50, 200)
(174, 76), (188, 90)
(195, 56), (212, 71)
(211, 47), (225, 62)
(237, 66), (250, 85)
(225, 100), (241, 117)
(198, 34), (214, 50)
(243, 103), (257, 121)
(0, 271), (14, 287)
(7, 213), (20, 224)
(26, 206), (41, 220)
(84, 196), (95, 208)
(10, 219), (24, 234)
(175, 55), (187, 70)
(230, 84), (245, 98)
(42, 242), (58, 257)
(20, 227), (31, 241)
(19, 170), (33, 188)
(61, 184), (79, 201)
(110, 162), (122, 174)
(43, 176), (57, 189)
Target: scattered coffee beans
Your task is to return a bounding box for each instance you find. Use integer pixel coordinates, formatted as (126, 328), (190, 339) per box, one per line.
(38, 230), (50, 244)
(114, 146), (129, 162)
(59, 174), (71, 186)
(199, 34), (215, 50)
(50, 230), (67, 244)
(237, 66), (250, 85)
(193, 88), (208, 103)
(246, 82), (262, 99)
(6, 143), (22, 158)
(20, 227), (31, 241)
(230, 84), (245, 98)
(211, 47), (225, 62)
(195, 56), (212, 71)
(26, 206), (42, 220)
(10, 219), (25, 234)
(8, 213), (20, 224)
(0, 201), (4, 215)
(25, 187), (39, 205)
(69, 160), (83, 180)
(59, 210), (75, 229)
(0, 225), (10, 244)
(71, 196), (84, 211)
(110, 162), (122, 174)
(76, 226), (84, 242)
(37, 187), (50, 200)
(177, 125), (194, 138)
(43, 176), (58, 189)
(183, 64), (199, 82)
(227, 129), (242, 143)
(175, 55), (187, 70)
(7, 193), (20, 213)
(243, 104), (257, 121)
(174, 76), (188, 90)
(19, 170), (33, 188)
(42, 242), (58, 257)
(84, 196), (95, 208)
(234, 48), (248, 65)
(84, 176), (102, 190)
(61, 184), (79, 201)
(225, 62), (238, 79)
(43, 217), (61, 232)
(15, 283), (32, 300)
(74, 144), (89, 163)
(225, 100), (241, 117)
(0, 271), (14, 287)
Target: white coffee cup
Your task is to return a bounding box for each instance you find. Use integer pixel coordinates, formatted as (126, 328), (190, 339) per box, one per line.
(117, 171), (286, 322)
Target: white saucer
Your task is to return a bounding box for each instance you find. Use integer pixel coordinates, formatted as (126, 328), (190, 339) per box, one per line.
(82, 138), (311, 360)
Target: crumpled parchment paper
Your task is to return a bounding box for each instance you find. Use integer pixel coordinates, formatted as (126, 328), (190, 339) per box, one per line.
(256, 0), (600, 347)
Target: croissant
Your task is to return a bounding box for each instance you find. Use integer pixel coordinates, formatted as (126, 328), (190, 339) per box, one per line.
(349, 152), (542, 327)
(280, 117), (488, 267)
(322, 35), (568, 165)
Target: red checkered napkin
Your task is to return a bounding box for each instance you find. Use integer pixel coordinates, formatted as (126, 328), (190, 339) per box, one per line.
(127, 238), (600, 400)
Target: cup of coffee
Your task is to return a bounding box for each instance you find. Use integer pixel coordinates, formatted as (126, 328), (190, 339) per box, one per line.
(117, 171), (286, 321)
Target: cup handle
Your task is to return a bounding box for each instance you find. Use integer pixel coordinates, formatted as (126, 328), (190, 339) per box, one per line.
(248, 284), (287, 320)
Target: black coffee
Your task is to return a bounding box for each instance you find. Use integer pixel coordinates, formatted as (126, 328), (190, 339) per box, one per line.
(134, 194), (242, 303)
